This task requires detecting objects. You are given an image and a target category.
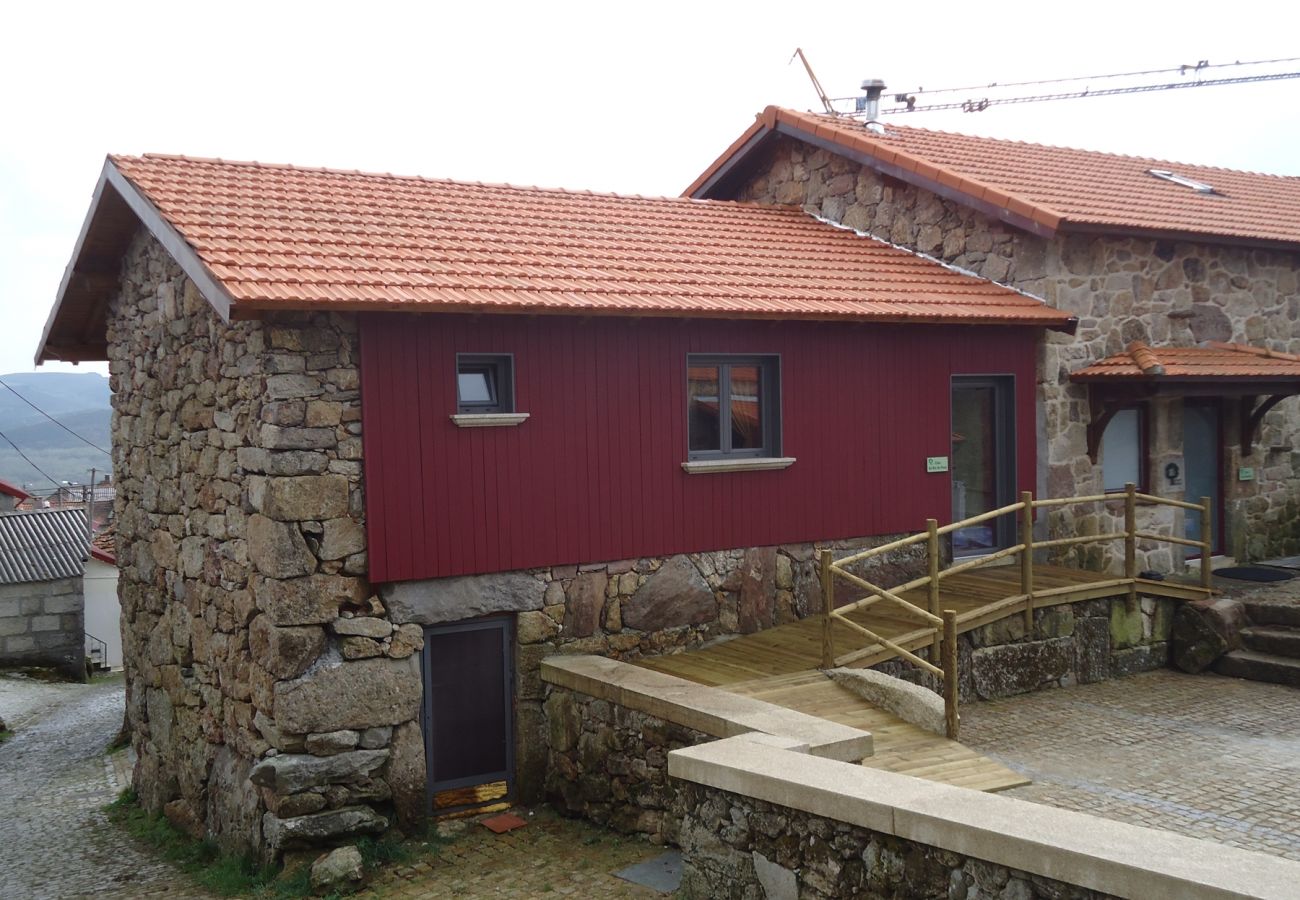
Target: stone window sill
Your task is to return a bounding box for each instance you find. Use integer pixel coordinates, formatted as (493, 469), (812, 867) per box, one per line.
(681, 457), (796, 475)
(450, 413), (530, 428)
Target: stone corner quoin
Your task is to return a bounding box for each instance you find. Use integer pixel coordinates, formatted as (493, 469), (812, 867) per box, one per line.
(111, 230), (423, 859)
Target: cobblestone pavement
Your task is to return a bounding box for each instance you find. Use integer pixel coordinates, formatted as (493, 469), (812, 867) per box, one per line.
(361, 807), (665, 899)
(0, 672), (211, 899)
(961, 668), (1300, 861)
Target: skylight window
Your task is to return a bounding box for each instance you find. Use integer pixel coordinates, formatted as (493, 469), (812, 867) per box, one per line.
(1148, 169), (1218, 195)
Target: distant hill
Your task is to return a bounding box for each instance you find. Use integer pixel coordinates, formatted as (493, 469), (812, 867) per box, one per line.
(0, 372), (112, 489)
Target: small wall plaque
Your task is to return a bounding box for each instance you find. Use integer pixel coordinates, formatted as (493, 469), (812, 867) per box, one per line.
(926, 456), (949, 473)
(1238, 466), (1256, 482)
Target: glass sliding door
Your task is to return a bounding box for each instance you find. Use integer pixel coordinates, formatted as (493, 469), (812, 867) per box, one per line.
(951, 377), (1016, 556)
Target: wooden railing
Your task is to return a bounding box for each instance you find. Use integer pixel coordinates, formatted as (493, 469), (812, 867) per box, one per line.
(818, 484), (1214, 740)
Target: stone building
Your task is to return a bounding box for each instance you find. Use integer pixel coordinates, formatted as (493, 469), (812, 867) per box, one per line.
(33, 117), (1300, 860)
(689, 106), (1300, 565)
(0, 507), (89, 679)
(36, 153), (1071, 857)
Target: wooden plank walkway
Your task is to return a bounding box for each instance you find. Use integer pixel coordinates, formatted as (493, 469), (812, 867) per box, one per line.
(639, 564), (1204, 685)
(725, 670), (1028, 792)
(634, 562), (1208, 792)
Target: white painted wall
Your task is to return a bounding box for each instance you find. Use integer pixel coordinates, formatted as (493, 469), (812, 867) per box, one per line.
(83, 558), (121, 669)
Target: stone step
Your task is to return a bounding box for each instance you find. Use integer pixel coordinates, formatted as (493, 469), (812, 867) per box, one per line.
(1243, 601), (1300, 628)
(1241, 626), (1300, 659)
(1212, 649), (1300, 688)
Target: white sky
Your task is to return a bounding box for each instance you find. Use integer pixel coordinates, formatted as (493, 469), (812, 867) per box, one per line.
(2, 0), (1298, 377)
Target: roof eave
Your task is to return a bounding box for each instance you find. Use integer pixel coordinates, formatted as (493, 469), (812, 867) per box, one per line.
(1057, 220), (1300, 254)
(36, 158), (240, 366)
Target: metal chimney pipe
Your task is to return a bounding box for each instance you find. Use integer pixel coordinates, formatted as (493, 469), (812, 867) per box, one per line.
(859, 79), (887, 122)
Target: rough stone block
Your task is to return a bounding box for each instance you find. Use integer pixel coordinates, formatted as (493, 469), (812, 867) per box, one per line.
(332, 616), (391, 638)
(304, 729), (361, 756)
(253, 575), (369, 626)
(622, 555), (716, 632)
(42, 595), (82, 615)
(319, 519), (366, 560)
(249, 748), (388, 793)
(971, 637), (1073, 699)
(1073, 616), (1111, 684)
(382, 571), (545, 625)
(262, 475), (349, 521)
(274, 655), (421, 733)
(388, 720), (426, 831)
(262, 806), (386, 851)
(1110, 602), (1145, 650)
(247, 514), (316, 578)
(564, 572), (607, 638)
(259, 424), (336, 451)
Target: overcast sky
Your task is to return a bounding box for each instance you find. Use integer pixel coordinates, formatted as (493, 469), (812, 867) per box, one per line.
(3, 0), (1298, 377)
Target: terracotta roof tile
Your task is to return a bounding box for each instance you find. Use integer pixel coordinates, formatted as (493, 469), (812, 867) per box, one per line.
(105, 154), (1071, 328)
(1071, 342), (1300, 381)
(697, 107), (1300, 247)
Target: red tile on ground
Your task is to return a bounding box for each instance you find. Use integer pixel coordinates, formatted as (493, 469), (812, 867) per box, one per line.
(480, 813), (528, 834)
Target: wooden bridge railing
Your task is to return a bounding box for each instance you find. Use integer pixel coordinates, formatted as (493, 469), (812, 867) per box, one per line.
(818, 484), (1213, 740)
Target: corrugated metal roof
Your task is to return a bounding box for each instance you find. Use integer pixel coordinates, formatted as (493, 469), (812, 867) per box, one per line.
(0, 508), (89, 584)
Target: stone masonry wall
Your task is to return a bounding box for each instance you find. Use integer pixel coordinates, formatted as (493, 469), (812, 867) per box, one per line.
(108, 230), (422, 860)
(739, 135), (1300, 564)
(383, 534), (926, 802)
(676, 783), (1118, 900)
(0, 576), (85, 680)
(543, 687), (706, 844)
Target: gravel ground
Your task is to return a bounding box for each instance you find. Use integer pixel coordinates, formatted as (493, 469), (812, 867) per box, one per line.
(0, 672), (210, 899)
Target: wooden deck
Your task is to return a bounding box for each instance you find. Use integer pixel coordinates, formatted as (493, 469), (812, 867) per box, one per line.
(639, 564), (1206, 685)
(635, 562), (1207, 792)
(726, 670), (1029, 792)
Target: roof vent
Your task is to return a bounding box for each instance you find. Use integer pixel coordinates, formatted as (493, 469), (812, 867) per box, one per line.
(1148, 169), (1218, 195)
(856, 79), (887, 123)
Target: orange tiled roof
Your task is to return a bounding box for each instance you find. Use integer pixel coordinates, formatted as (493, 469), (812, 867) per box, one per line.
(690, 107), (1300, 248)
(104, 154), (1071, 328)
(1071, 342), (1300, 381)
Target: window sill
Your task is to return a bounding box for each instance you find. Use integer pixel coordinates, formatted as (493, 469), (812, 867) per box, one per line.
(681, 457), (796, 475)
(450, 413), (530, 428)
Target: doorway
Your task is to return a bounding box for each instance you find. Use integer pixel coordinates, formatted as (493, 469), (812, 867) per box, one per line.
(951, 377), (1016, 556)
(1183, 400), (1224, 556)
(421, 616), (514, 815)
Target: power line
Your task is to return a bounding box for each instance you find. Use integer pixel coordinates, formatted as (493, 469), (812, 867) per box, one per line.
(0, 377), (111, 456)
(876, 71), (1300, 116)
(832, 55), (1300, 101)
(0, 428), (63, 491)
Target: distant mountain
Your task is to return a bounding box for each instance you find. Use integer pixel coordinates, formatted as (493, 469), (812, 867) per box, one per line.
(0, 372), (112, 489)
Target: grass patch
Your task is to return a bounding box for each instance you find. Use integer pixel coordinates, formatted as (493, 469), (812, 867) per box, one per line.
(105, 789), (282, 896)
(0, 730), (12, 744)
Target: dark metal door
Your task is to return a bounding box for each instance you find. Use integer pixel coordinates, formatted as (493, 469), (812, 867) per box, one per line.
(951, 376), (1017, 555)
(421, 617), (514, 814)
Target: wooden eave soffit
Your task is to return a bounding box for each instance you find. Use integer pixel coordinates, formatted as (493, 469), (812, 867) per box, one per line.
(1083, 386), (1296, 462)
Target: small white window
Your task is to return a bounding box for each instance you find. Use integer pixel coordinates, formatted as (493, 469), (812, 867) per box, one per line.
(1147, 169), (1217, 195)
(1102, 408), (1145, 493)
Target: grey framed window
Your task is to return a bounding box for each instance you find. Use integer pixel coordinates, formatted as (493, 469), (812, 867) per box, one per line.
(687, 355), (781, 459)
(456, 354), (514, 414)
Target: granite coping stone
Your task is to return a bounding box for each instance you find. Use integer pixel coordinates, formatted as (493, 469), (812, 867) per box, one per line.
(540, 655), (871, 762)
(669, 735), (1300, 900)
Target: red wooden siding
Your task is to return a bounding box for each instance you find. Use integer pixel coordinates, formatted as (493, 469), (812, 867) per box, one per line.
(360, 314), (1038, 583)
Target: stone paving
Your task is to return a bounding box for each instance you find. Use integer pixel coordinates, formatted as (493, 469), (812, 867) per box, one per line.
(0, 672), (212, 899)
(360, 807), (664, 898)
(961, 668), (1300, 861)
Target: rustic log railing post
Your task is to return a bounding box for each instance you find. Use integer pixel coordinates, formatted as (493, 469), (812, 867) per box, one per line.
(942, 609), (959, 740)
(1019, 492), (1034, 631)
(820, 549), (835, 668)
(1125, 482), (1138, 609)
(927, 518), (940, 663)
(1200, 496), (1214, 590)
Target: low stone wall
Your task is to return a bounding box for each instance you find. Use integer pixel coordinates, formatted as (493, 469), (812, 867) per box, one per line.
(874, 594), (1175, 703)
(677, 783), (1117, 899)
(0, 577), (85, 680)
(670, 734), (1300, 900)
(540, 655), (872, 844)
(544, 688), (704, 844)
